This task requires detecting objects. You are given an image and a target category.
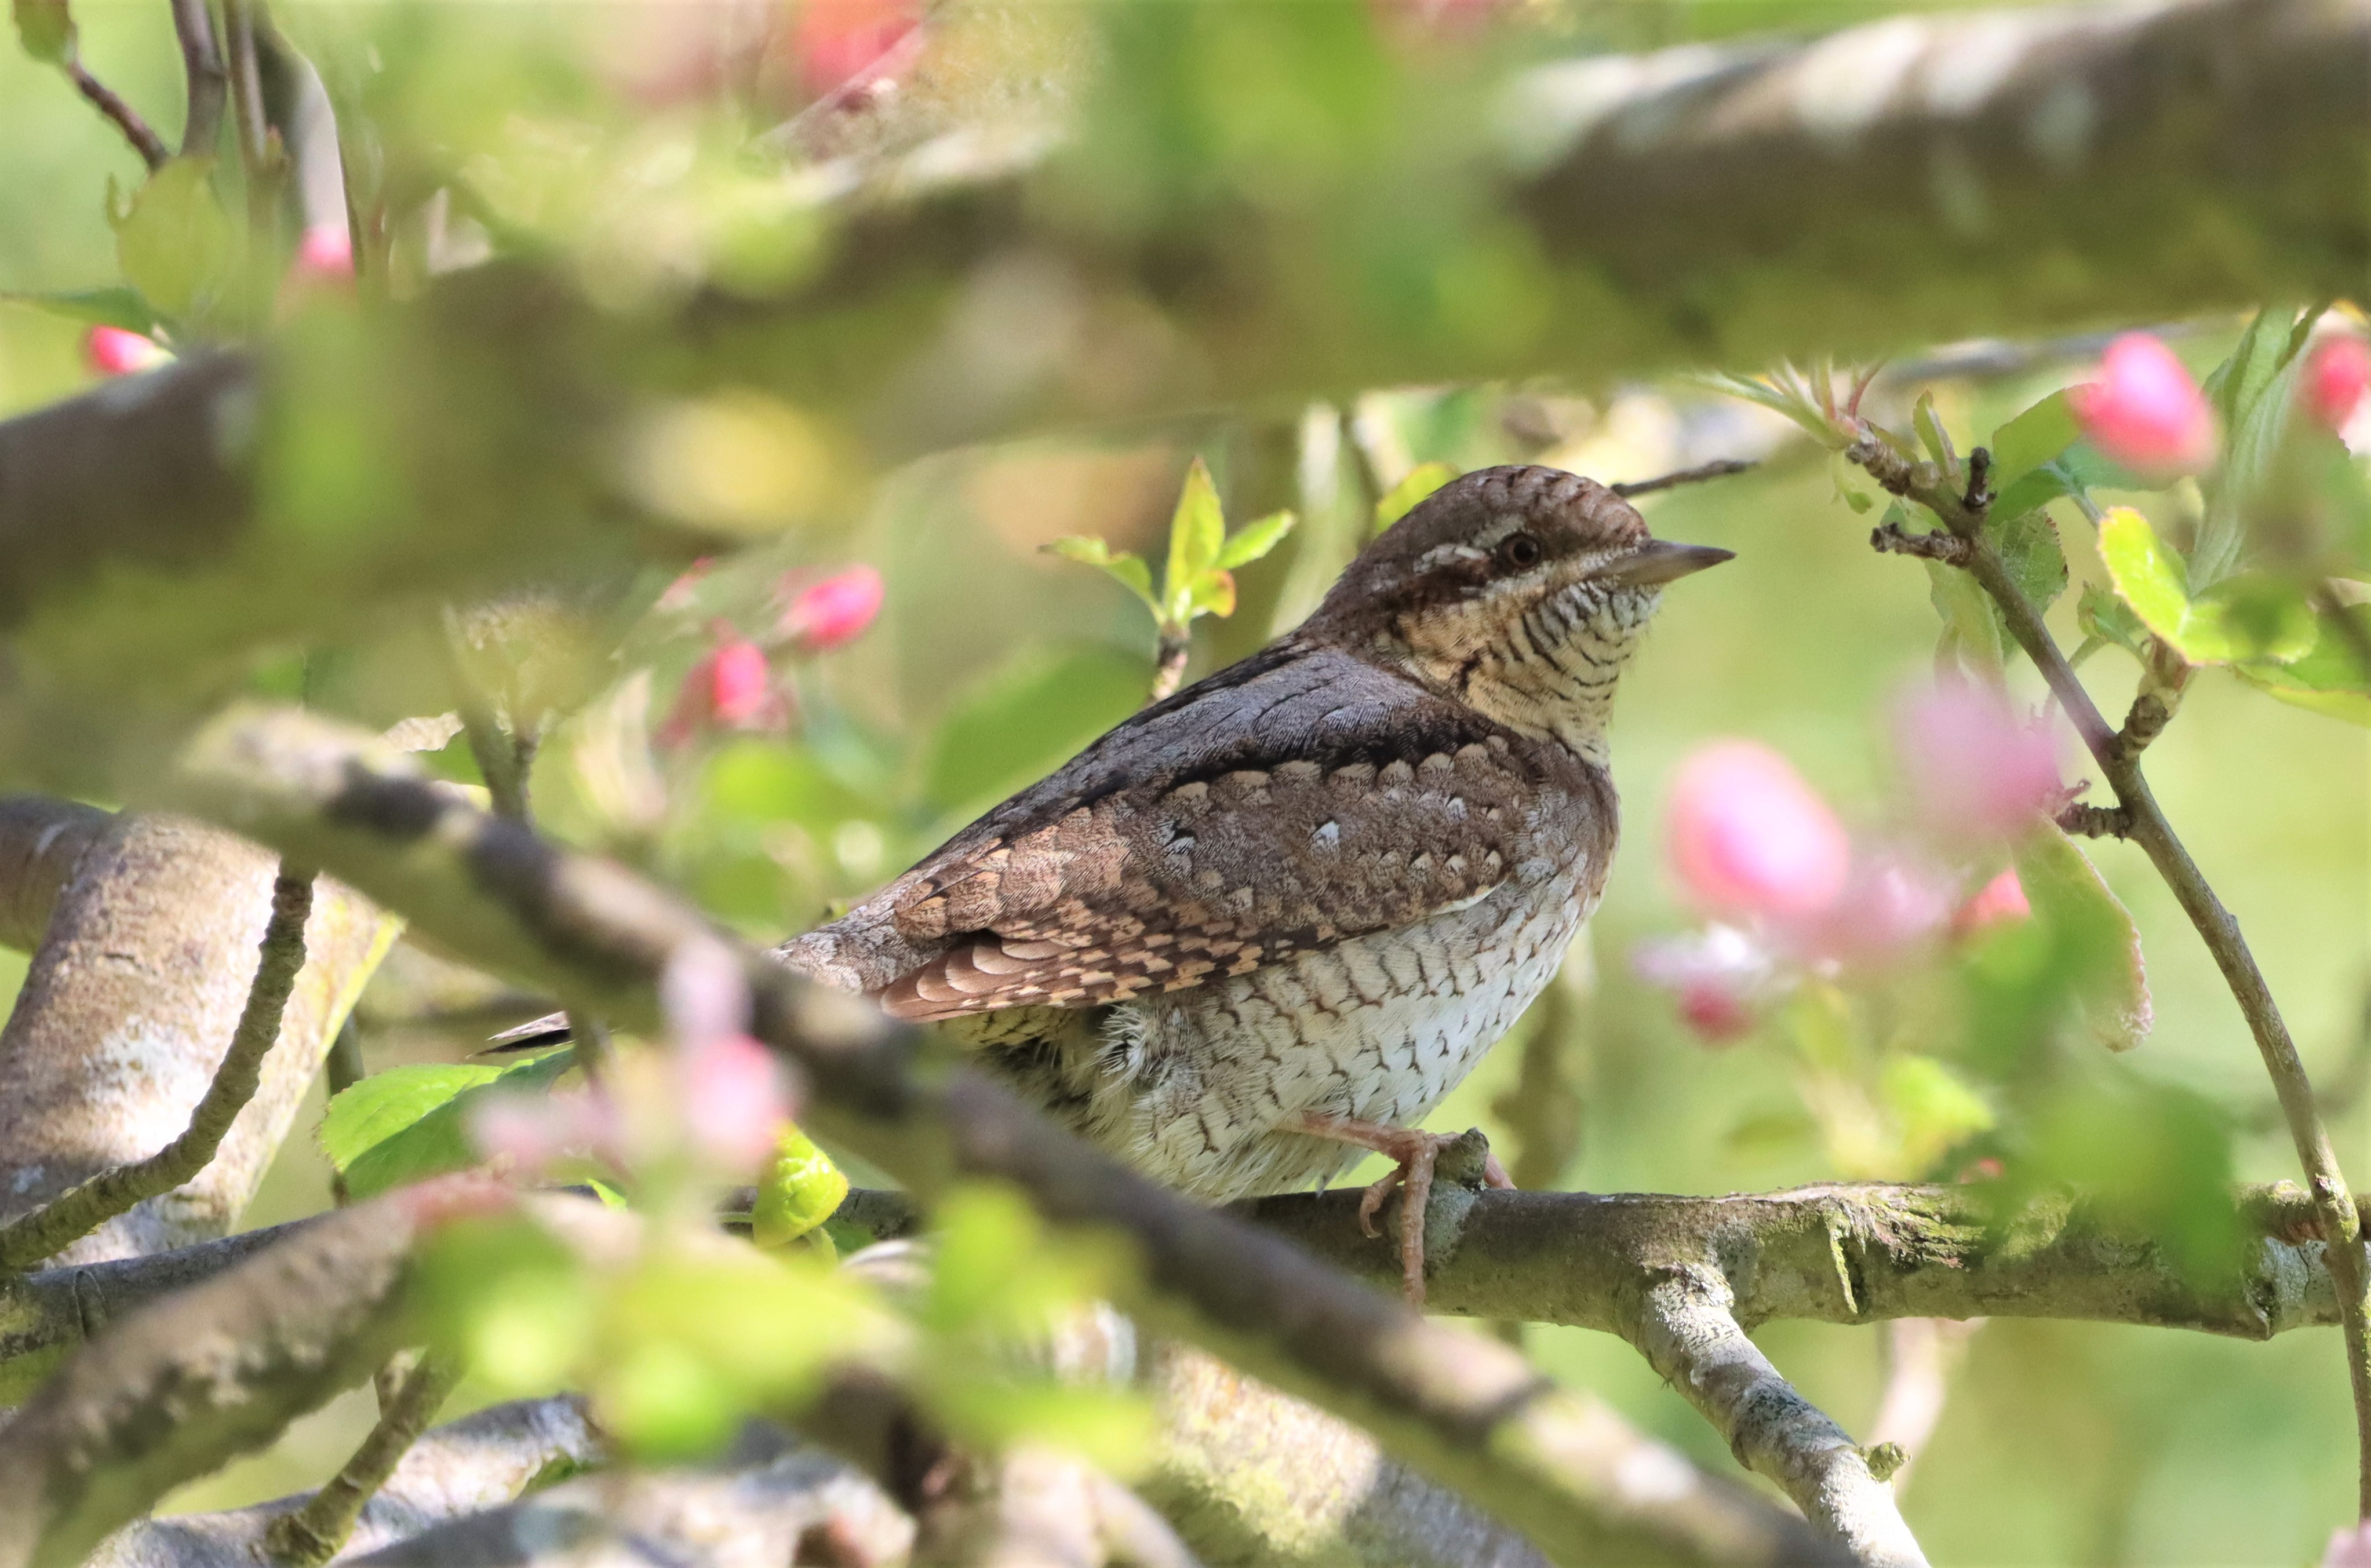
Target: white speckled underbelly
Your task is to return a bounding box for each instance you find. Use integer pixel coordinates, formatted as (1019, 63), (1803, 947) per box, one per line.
(1081, 879), (1589, 1200)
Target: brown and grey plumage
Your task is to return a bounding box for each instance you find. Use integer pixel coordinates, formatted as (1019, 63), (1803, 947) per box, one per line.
(778, 464), (1730, 1296)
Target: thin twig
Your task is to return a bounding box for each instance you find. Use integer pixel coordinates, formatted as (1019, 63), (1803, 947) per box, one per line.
(170, 0), (228, 158)
(221, 0), (269, 176)
(265, 1351), (465, 1565)
(64, 64), (169, 170)
(1870, 522), (1971, 566)
(1853, 439), (2371, 1515)
(1611, 458), (1757, 498)
(1147, 627), (1191, 705)
(2055, 803), (2133, 840)
(1864, 1318), (1982, 1496)
(0, 863), (314, 1272)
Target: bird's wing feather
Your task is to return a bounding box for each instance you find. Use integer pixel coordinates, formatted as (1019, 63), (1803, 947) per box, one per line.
(787, 643), (1602, 1022)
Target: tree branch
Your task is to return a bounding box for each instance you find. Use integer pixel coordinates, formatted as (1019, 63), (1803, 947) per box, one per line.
(0, 863), (314, 1271)
(0, 815), (396, 1264)
(0, 1180), (495, 1568)
(0, 796), (111, 953)
(63, 64), (169, 172)
(164, 702), (1840, 1568)
(0, 0), (2359, 755)
(1851, 436), (2371, 1513)
(170, 0), (228, 158)
(86, 1396), (601, 1568)
(264, 1352), (464, 1565)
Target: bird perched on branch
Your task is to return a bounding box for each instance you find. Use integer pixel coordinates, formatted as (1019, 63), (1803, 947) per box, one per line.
(784, 464), (1729, 1302)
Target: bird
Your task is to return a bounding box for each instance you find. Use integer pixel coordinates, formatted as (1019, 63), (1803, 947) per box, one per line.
(776, 464), (1731, 1302)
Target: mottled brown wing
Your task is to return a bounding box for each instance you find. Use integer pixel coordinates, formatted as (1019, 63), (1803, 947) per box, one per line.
(828, 644), (1599, 1022)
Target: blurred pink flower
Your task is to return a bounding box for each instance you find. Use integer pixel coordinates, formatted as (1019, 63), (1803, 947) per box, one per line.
(1894, 681), (2063, 842)
(290, 223), (354, 285)
(1633, 924), (1775, 1046)
(777, 564), (883, 652)
(2068, 333), (2217, 480)
(470, 1089), (625, 1176)
(1951, 868), (2031, 940)
(1666, 741), (1852, 921)
(1801, 849), (1955, 969)
(658, 629), (787, 747)
(2324, 1523), (2371, 1568)
(792, 0), (919, 98)
(655, 557), (715, 615)
(679, 1032), (792, 1170)
(2304, 336), (2371, 432)
(83, 325), (171, 377)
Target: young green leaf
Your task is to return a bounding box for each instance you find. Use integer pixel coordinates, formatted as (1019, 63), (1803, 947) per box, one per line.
(1044, 537), (1159, 615)
(2235, 601), (2371, 725)
(2096, 506), (2315, 663)
(1166, 456), (1226, 593)
(12, 0), (74, 64)
(1911, 392), (1956, 473)
(1183, 567), (1236, 620)
(1988, 390), (2079, 488)
(1373, 461), (1458, 533)
(1212, 508), (1296, 571)
(0, 286), (161, 334)
(111, 157), (233, 322)
(2012, 826), (2151, 1052)
(325, 1049), (576, 1199)
(751, 1124), (850, 1250)
(2075, 584), (2150, 659)
(1990, 506), (2069, 614)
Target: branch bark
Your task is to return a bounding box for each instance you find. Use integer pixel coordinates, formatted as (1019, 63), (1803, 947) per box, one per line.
(170, 0), (228, 158)
(87, 1396), (602, 1568)
(0, 796), (111, 953)
(165, 702), (1840, 1568)
(0, 814), (397, 1264)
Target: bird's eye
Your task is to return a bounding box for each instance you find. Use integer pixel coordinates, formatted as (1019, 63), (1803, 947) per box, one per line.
(1498, 532), (1544, 570)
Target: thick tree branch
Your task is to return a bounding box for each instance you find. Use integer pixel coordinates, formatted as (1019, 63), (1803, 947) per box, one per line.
(0, 815), (397, 1264)
(0, 796), (111, 953)
(0, 863), (314, 1271)
(0, 1182), (489, 1568)
(87, 1396), (602, 1568)
(165, 703), (1838, 1568)
(264, 1352), (464, 1565)
(0, 0), (2359, 763)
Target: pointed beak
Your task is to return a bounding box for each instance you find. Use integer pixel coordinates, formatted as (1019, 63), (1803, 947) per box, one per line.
(1605, 539), (1735, 586)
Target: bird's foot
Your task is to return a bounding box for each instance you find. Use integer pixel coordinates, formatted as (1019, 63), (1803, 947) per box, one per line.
(1293, 1113), (1513, 1307)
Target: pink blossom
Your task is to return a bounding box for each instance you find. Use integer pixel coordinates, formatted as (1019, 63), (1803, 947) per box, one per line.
(470, 1089), (625, 1175)
(658, 629), (788, 747)
(792, 0), (919, 98)
(83, 325), (171, 377)
(1893, 681), (2063, 842)
(679, 1032), (792, 1170)
(290, 223), (354, 285)
(777, 564), (883, 652)
(1666, 741), (1852, 921)
(2323, 1523), (2371, 1568)
(2067, 333), (2217, 479)
(2304, 337), (2371, 432)
(1951, 868), (2031, 940)
(1634, 925), (1776, 1046)
(1801, 849), (1955, 968)
(655, 557), (715, 615)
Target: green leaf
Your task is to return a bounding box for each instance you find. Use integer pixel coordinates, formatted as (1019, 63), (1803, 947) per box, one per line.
(1373, 461), (1458, 533)
(1212, 509), (1296, 571)
(12, 0), (74, 63)
(325, 1050), (576, 1199)
(1911, 392), (1955, 473)
(751, 1124), (850, 1250)
(2011, 827), (2151, 1052)
(1988, 390), (2079, 487)
(2236, 600), (2371, 725)
(1182, 567), (1236, 620)
(2075, 584), (2150, 659)
(1990, 506), (2069, 614)
(2096, 506), (2314, 663)
(1044, 537), (1158, 615)
(1880, 1053), (1994, 1172)
(1166, 456), (1226, 597)
(0, 286), (160, 334)
(111, 157), (232, 322)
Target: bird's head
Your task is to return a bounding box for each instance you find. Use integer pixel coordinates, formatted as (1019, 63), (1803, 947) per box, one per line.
(1307, 464), (1731, 764)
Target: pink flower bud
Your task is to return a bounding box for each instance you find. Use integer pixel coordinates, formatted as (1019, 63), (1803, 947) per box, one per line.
(1633, 925), (1776, 1046)
(1803, 849), (1954, 968)
(469, 1089), (625, 1175)
(657, 630), (788, 747)
(793, 0), (919, 97)
(1893, 681), (2063, 843)
(1666, 741), (1851, 921)
(2324, 1523), (2371, 1568)
(2304, 336), (2371, 432)
(83, 325), (172, 377)
(1951, 868), (2031, 940)
(679, 1032), (792, 1170)
(2067, 333), (2217, 480)
(290, 223), (355, 285)
(777, 564), (883, 652)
